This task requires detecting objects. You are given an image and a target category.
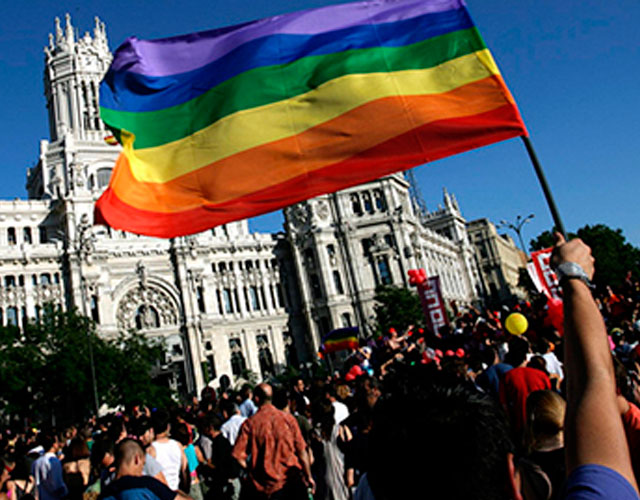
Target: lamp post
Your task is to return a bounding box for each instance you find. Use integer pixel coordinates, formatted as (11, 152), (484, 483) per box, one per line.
(59, 214), (100, 416)
(498, 214), (535, 253)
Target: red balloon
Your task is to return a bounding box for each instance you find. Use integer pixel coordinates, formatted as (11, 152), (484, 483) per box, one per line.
(546, 297), (564, 335)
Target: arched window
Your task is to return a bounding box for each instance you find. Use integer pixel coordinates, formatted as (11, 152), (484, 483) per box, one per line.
(257, 335), (275, 378)
(374, 189), (387, 211)
(351, 193), (363, 216)
(362, 191), (374, 214)
(96, 168), (112, 189)
(229, 338), (247, 377)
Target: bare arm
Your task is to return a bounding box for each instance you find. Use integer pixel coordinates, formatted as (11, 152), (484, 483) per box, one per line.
(555, 234), (638, 490)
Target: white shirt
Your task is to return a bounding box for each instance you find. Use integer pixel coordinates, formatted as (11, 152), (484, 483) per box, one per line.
(542, 352), (564, 379)
(151, 439), (183, 490)
(332, 400), (350, 425)
(31, 452), (68, 500)
(221, 414), (247, 446)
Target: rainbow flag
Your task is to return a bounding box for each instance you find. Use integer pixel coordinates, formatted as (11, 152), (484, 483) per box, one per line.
(96, 0), (527, 237)
(320, 327), (360, 354)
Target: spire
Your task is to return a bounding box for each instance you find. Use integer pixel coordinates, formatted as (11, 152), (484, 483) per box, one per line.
(65, 13), (75, 46)
(55, 17), (63, 44)
(443, 187), (452, 210)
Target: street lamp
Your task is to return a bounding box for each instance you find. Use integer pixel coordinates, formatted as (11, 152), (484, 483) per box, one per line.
(498, 214), (535, 253)
(58, 214), (100, 416)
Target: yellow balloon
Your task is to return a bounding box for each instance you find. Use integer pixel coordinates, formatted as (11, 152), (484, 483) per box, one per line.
(505, 313), (528, 336)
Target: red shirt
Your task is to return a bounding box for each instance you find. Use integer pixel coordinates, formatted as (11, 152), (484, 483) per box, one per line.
(232, 403), (307, 495)
(499, 366), (551, 435)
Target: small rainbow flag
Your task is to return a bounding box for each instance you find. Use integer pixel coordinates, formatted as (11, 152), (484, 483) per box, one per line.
(96, 0), (526, 237)
(320, 327), (360, 354)
(104, 134), (119, 146)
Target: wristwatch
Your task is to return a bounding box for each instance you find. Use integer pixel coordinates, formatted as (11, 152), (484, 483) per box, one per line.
(555, 261), (592, 287)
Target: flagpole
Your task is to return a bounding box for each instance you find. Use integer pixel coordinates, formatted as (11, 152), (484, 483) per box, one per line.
(521, 136), (568, 239)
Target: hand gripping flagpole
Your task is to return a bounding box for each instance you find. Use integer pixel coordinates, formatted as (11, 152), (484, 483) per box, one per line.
(521, 136), (568, 240)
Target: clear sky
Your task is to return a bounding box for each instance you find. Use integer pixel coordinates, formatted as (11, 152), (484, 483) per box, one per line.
(0, 0), (638, 249)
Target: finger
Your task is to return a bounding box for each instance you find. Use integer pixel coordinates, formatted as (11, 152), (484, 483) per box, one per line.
(553, 231), (566, 246)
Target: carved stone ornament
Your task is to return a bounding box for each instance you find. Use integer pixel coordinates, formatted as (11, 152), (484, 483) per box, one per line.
(116, 284), (178, 331)
(289, 204), (310, 229)
(314, 200), (330, 221)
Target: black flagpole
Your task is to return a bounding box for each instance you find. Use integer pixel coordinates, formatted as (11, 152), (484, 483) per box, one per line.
(521, 136), (568, 240)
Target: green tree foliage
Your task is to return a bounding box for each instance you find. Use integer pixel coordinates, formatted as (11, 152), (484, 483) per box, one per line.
(529, 224), (640, 289)
(529, 230), (557, 252)
(373, 285), (424, 336)
(0, 304), (169, 426)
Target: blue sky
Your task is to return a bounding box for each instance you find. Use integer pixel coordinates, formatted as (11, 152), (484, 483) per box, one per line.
(0, 0), (638, 248)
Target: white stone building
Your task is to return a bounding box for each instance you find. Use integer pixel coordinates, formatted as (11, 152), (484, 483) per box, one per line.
(0, 15), (484, 397)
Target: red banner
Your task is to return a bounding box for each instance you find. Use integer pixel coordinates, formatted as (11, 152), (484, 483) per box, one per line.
(528, 247), (561, 300)
(417, 276), (449, 335)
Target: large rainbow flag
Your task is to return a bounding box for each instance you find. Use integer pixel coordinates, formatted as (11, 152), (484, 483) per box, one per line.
(95, 0), (527, 237)
(320, 327), (360, 354)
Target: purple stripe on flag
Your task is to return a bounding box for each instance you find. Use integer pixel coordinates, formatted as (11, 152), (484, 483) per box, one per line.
(110, 0), (465, 77)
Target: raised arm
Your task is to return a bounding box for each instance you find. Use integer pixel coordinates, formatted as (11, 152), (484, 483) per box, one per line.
(554, 234), (638, 490)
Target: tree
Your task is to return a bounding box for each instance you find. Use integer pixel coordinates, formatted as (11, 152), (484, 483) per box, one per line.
(529, 230), (558, 252)
(373, 285), (424, 336)
(0, 304), (169, 427)
(529, 224), (640, 289)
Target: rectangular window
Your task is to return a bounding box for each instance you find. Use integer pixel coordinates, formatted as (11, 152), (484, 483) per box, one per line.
(333, 271), (344, 294)
(197, 286), (206, 313)
(216, 290), (223, 315)
(378, 257), (393, 285)
(23, 227), (32, 244)
(310, 274), (322, 299)
(7, 307), (17, 326)
(250, 286), (260, 311)
(91, 295), (100, 322)
(7, 228), (16, 246)
(39, 226), (48, 244)
(276, 283), (285, 308)
(223, 288), (233, 314)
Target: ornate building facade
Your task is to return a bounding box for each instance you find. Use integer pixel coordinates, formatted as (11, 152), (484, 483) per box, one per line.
(0, 15), (485, 396)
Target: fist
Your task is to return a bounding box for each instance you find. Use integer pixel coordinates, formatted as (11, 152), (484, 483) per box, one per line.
(551, 233), (595, 281)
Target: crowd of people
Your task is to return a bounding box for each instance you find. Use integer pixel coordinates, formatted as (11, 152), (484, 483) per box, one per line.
(1, 235), (640, 499)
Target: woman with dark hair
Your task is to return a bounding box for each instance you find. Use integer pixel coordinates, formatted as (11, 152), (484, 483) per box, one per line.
(62, 436), (91, 500)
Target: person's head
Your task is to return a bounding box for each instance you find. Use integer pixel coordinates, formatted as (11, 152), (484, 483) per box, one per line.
(254, 383), (272, 407)
(220, 399), (240, 421)
(91, 436), (115, 469)
(200, 413), (223, 438)
(272, 387), (291, 411)
(505, 336), (529, 368)
(67, 436), (90, 460)
(38, 432), (59, 453)
(482, 346), (499, 367)
(131, 417), (155, 446)
(524, 390), (566, 453)
(114, 438), (145, 478)
(294, 378), (305, 393)
(173, 422), (192, 448)
(526, 355), (549, 376)
(366, 364), (520, 500)
(151, 410), (170, 437)
(241, 383), (253, 401)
